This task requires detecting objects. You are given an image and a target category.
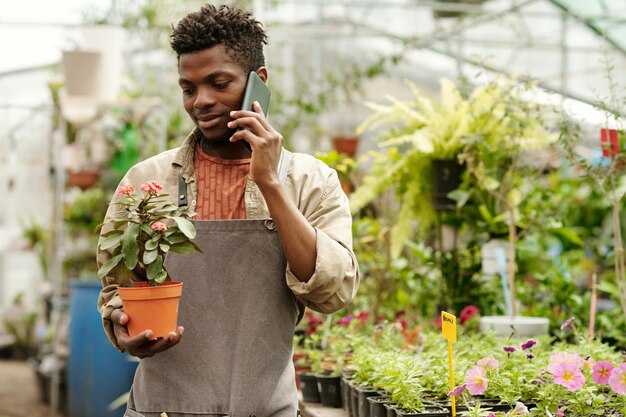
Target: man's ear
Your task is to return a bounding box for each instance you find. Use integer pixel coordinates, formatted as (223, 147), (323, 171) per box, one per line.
(256, 67), (268, 83)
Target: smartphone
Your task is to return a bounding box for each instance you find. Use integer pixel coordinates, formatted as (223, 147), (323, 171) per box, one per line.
(241, 71), (271, 117)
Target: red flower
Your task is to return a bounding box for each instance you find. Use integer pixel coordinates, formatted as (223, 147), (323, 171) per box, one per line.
(459, 305), (479, 324)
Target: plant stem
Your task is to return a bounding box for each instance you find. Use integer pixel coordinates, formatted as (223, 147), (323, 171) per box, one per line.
(507, 205), (517, 318)
(610, 172), (626, 320)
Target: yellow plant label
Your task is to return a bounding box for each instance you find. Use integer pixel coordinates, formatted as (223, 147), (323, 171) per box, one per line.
(441, 311), (457, 343)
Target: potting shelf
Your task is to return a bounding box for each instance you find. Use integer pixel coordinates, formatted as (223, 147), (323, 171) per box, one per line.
(299, 400), (348, 417)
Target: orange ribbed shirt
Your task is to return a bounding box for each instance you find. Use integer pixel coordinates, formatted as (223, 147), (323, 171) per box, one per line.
(193, 144), (251, 220)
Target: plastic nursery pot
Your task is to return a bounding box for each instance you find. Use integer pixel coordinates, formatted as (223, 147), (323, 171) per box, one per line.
(357, 386), (379, 417)
(118, 281), (183, 338)
(431, 159), (464, 212)
(349, 381), (361, 417)
(478, 315), (550, 337)
(316, 372), (342, 408)
(393, 405), (450, 417)
(341, 374), (355, 413)
(368, 395), (395, 417)
(298, 372), (321, 403)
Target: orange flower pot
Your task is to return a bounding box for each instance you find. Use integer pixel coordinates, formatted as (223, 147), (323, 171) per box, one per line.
(118, 281), (183, 338)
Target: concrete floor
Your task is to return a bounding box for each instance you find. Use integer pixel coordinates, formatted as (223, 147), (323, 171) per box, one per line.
(0, 360), (65, 417)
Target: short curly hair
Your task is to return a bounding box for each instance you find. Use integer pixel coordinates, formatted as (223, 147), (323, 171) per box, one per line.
(170, 4), (268, 73)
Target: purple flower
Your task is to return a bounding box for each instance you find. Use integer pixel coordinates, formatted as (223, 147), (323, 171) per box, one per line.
(338, 314), (354, 326)
(503, 346), (516, 354)
(448, 384), (466, 397)
(561, 317), (575, 330)
(526, 354), (535, 361)
(520, 339), (537, 350)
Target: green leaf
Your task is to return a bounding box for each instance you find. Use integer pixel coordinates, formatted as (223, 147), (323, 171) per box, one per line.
(550, 227), (584, 247)
(159, 243), (170, 252)
(99, 233), (124, 251)
(170, 216), (196, 239)
(145, 238), (159, 251)
(97, 254), (124, 279)
(121, 223), (140, 270)
(169, 241), (198, 254)
(146, 255), (163, 280)
(166, 233), (188, 244)
(154, 270), (168, 284)
(140, 224), (155, 236)
(143, 249), (158, 265)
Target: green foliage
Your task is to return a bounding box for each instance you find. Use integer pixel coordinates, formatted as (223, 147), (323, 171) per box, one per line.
(97, 183), (202, 286)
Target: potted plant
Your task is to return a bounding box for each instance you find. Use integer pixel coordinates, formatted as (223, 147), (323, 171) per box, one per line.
(352, 78), (475, 258)
(96, 180), (202, 338)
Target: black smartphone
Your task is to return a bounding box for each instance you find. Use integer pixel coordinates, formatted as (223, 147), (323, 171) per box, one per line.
(241, 71), (271, 116)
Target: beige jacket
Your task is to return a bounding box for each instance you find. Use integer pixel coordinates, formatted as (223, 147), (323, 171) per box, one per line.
(97, 130), (360, 349)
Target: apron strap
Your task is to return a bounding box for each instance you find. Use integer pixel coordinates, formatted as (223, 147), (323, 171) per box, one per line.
(178, 175), (188, 208)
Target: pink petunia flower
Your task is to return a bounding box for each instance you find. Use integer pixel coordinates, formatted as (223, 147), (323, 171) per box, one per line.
(140, 180), (163, 195)
(520, 339), (537, 350)
(115, 185), (135, 196)
(476, 356), (499, 372)
(151, 221), (168, 231)
(561, 316), (575, 330)
(557, 409), (564, 417)
(548, 351), (584, 374)
(448, 384), (466, 397)
(465, 366), (488, 395)
(459, 305), (479, 324)
(338, 315), (354, 326)
(511, 402), (529, 415)
(608, 363), (626, 394)
(592, 361), (614, 385)
(552, 362), (585, 391)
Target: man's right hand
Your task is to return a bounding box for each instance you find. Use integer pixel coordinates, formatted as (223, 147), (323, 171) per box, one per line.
(111, 309), (184, 359)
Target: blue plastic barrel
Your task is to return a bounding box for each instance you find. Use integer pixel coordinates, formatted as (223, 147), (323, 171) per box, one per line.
(68, 280), (138, 417)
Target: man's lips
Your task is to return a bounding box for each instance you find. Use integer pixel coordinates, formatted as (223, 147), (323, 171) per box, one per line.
(195, 114), (223, 129)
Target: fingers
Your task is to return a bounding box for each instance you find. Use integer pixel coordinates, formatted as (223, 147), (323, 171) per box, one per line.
(111, 307), (184, 358)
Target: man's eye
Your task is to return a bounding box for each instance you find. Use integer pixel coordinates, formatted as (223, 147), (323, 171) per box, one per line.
(214, 82), (229, 90)
(181, 88), (194, 95)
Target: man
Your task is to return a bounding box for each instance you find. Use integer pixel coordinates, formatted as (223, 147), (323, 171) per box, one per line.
(97, 4), (359, 417)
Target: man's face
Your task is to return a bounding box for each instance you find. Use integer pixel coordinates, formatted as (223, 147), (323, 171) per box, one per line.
(178, 46), (247, 142)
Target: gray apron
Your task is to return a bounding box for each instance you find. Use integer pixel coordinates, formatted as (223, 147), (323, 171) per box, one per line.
(126, 152), (299, 417)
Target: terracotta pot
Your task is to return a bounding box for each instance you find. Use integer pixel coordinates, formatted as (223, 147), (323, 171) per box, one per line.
(66, 169), (100, 190)
(118, 281), (183, 338)
(332, 135), (359, 156)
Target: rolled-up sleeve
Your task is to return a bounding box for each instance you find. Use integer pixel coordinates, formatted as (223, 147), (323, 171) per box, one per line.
(286, 167), (360, 313)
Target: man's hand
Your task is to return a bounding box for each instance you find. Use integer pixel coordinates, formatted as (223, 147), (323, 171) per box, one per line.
(228, 101), (283, 188)
(111, 309), (184, 359)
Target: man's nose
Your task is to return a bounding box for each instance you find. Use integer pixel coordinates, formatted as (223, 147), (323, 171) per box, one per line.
(194, 88), (216, 109)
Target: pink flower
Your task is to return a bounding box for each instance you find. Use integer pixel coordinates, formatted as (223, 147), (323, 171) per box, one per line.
(561, 316), (575, 330)
(548, 351), (584, 374)
(511, 402), (529, 415)
(338, 315), (354, 326)
(459, 305), (479, 324)
(552, 362), (585, 391)
(608, 363), (626, 394)
(140, 180), (163, 195)
(476, 356), (499, 372)
(486, 414), (496, 417)
(520, 339), (537, 350)
(557, 409), (564, 417)
(592, 361), (614, 385)
(465, 366), (488, 395)
(151, 221), (168, 231)
(448, 384), (466, 397)
(115, 185), (135, 196)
